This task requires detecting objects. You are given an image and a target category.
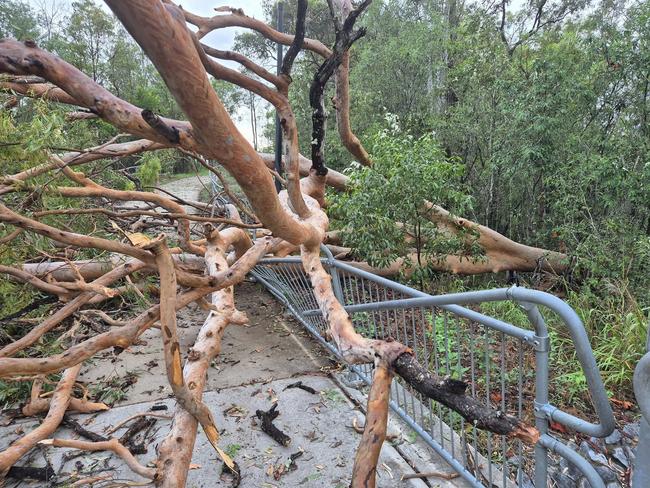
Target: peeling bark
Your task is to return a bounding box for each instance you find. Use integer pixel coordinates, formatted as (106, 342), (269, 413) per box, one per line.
(351, 364), (392, 488)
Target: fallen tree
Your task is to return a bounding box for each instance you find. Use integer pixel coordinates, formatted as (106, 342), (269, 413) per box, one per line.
(0, 1), (554, 486)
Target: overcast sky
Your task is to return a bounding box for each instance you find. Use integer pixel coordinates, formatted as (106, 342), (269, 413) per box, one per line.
(27, 0), (267, 48)
(179, 1), (266, 54)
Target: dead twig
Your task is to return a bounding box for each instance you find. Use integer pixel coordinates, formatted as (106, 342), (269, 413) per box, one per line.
(283, 381), (317, 394)
(62, 415), (108, 443)
(401, 471), (461, 481)
(105, 412), (172, 435)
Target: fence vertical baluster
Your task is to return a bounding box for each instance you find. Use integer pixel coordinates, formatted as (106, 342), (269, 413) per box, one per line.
(469, 321), (479, 474)
(517, 340), (524, 486)
(418, 307), (430, 430)
(485, 325), (493, 484)
(397, 306), (410, 413)
(408, 306), (419, 421)
(456, 311), (467, 467)
(501, 332), (508, 487)
(431, 307), (444, 449)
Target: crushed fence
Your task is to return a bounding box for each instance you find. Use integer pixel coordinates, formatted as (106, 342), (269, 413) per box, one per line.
(251, 245), (616, 488)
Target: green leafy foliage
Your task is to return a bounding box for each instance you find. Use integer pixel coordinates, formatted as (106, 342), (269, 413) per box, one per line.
(136, 153), (162, 187)
(330, 127), (477, 279)
(0, 0), (39, 39)
(0, 99), (66, 173)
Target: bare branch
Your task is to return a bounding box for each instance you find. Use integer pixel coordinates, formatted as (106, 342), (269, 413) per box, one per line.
(0, 364), (81, 478)
(281, 0), (308, 77)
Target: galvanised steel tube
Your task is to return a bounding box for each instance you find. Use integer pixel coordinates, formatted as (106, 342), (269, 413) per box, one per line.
(539, 435), (606, 488)
(307, 298), (535, 342)
(522, 303), (551, 488)
(508, 288), (615, 438)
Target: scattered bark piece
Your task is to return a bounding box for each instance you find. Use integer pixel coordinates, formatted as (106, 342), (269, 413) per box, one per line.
(6, 465), (55, 481)
(223, 404), (248, 420)
(62, 416), (108, 443)
(255, 403), (291, 446)
(119, 417), (156, 454)
(287, 450), (303, 472)
(106, 411), (171, 434)
(283, 381), (317, 394)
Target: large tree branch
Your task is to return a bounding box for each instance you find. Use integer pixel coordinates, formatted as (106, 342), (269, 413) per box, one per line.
(103, 2), (319, 245)
(187, 30), (309, 219)
(156, 226), (248, 486)
(200, 43), (283, 89)
(0, 79), (79, 105)
(333, 50), (372, 166)
(0, 364), (81, 479)
(310, 0), (370, 175)
(351, 364), (392, 488)
(145, 235), (234, 474)
(280, 0), (308, 78)
(0, 40), (192, 146)
(170, 1), (331, 57)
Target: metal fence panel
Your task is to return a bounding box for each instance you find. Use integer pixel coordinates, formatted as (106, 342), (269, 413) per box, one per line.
(251, 249), (615, 487)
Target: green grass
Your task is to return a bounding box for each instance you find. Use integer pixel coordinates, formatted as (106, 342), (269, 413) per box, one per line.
(477, 283), (647, 406)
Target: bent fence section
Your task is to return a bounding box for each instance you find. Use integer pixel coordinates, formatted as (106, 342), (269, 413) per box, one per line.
(251, 246), (616, 488)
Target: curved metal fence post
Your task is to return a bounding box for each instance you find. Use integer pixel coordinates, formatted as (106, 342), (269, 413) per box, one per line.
(633, 419), (650, 487)
(632, 318), (650, 487)
(509, 287), (616, 438)
(539, 435), (606, 488)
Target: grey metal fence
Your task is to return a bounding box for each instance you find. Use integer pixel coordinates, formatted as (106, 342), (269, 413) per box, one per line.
(251, 245), (616, 488)
(632, 324), (650, 486)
